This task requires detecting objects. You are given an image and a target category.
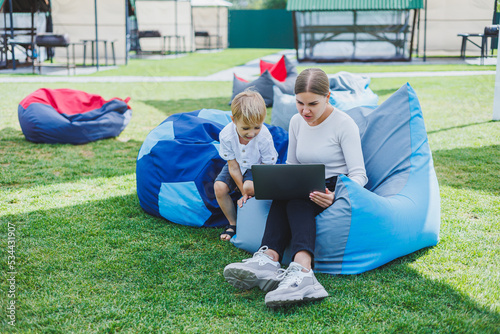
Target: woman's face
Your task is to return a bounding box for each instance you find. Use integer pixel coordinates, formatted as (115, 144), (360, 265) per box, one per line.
(296, 91), (331, 126)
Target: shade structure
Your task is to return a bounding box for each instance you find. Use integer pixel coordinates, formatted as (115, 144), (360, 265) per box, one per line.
(135, 0), (193, 53)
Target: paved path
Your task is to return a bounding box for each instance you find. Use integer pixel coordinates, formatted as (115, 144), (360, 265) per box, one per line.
(0, 70), (495, 83)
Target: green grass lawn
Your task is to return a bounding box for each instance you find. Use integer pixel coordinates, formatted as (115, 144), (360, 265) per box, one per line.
(0, 54), (499, 332)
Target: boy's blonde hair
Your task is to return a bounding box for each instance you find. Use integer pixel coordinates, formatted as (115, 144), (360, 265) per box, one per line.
(231, 89), (266, 125)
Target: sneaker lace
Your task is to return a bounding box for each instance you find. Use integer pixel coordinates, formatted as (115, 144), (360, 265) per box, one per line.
(275, 263), (304, 290)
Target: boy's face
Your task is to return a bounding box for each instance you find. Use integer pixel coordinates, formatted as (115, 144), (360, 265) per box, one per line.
(232, 118), (263, 145)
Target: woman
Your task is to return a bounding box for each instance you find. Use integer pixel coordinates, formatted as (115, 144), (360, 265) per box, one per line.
(223, 68), (368, 308)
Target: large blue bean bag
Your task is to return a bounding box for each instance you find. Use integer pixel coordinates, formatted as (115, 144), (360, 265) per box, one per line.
(231, 83), (441, 275)
(136, 109), (288, 228)
(18, 88), (132, 144)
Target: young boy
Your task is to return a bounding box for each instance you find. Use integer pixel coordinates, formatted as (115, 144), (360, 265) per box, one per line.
(215, 90), (278, 241)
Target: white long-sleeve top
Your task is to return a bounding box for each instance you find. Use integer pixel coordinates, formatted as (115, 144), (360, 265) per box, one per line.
(286, 109), (368, 187)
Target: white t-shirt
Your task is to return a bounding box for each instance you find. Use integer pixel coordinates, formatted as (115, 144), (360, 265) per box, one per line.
(219, 122), (278, 174)
(287, 109), (368, 187)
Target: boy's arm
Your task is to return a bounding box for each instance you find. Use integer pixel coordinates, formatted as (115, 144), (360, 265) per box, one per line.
(227, 159), (245, 194)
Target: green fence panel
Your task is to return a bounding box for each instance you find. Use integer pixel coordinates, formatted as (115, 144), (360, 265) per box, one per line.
(228, 9), (294, 48)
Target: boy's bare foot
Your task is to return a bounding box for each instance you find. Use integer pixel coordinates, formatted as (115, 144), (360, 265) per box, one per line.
(220, 224), (236, 241)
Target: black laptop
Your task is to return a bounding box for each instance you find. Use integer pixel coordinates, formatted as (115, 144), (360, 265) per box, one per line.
(252, 164), (325, 200)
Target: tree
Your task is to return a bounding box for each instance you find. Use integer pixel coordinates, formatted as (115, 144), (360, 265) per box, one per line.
(262, 0), (287, 9)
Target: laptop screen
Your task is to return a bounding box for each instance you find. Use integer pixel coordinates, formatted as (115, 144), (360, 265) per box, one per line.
(252, 164), (325, 200)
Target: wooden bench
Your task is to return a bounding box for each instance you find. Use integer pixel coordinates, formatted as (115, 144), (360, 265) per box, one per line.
(457, 33), (486, 59)
(137, 30), (163, 54)
(162, 35), (186, 54)
(137, 30), (186, 55)
(195, 31), (222, 50)
(80, 39), (117, 66)
(458, 26), (499, 64)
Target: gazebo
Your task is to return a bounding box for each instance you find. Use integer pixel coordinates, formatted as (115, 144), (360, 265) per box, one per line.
(1, 0), (129, 69)
(192, 0), (231, 50)
(134, 0), (194, 54)
(0, 0), (50, 69)
(287, 0), (424, 62)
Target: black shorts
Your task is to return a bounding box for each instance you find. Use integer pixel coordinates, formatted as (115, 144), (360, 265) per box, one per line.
(215, 164), (254, 191)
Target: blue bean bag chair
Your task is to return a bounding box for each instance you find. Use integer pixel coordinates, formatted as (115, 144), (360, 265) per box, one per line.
(18, 88), (132, 144)
(136, 109), (289, 228)
(231, 83), (441, 275)
(328, 71), (379, 110)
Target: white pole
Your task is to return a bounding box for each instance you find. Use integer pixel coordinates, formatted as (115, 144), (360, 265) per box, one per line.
(493, 31), (500, 120)
(94, 0), (99, 71)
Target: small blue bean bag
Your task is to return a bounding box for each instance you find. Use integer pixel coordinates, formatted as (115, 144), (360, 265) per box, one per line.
(231, 83), (441, 275)
(18, 88), (132, 144)
(136, 109), (288, 228)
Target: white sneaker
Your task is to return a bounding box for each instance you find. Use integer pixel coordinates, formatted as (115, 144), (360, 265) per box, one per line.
(265, 262), (329, 308)
(223, 246), (283, 292)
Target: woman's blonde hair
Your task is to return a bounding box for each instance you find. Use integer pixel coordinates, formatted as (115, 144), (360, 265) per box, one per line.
(231, 89), (266, 125)
(294, 68), (330, 97)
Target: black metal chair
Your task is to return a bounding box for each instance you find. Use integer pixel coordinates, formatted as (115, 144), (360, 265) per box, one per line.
(483, 25), (499, 57)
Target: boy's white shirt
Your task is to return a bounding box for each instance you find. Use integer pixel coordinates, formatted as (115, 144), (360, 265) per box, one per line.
(219, 122), (278, 174)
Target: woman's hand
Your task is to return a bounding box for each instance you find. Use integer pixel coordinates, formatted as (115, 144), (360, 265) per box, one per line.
(309, 188), (335, 208)
(237, 193), (252, 208)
